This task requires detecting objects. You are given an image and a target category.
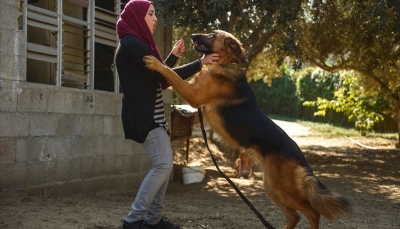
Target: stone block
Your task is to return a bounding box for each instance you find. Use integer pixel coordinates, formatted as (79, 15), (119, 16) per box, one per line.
(0, 112), (29, 137)
(46, 136), (74, 160)
(73, 135), (96, 158)
(48, 88), (74, 114)
(132, 141), (145, 155)
(57, 114), (82, 136)
(101, 156), (116, 175)
(0, 80), (18, 112)
(80, 177), (106, 193)
(121, 173), (145, 190)
(80, 156), (95, 179)
(44, 160), (56, 184)
(0, 28), (17, 58)
(0, 137), (17, 165)
(0, 0), (19, 30)
(121, 154), (150, 174)
(121, 154), (135, 174)
(71, 91), (96, 114)
(16, 137), (46, 163)
(0, 30), (26, 81)
(81, 115), (104, 136)
(0, 56), (14, 80)
(0, 163), (28, 190)
(55, 158), (81, 182)
(95, 135), (115, 156)
(29, 113), (58, 136)
(26, 162), (47, 187)
(95, 91), (121, 116)
(114, 155), (124, 175)
(17, 87), (49, 113)
(92, 156), (106, 177)
(115, 138), (136, 156)
(104, 115), (122, 136)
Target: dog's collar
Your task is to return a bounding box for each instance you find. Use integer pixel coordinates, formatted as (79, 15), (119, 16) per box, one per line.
(223, 63), (247, 71)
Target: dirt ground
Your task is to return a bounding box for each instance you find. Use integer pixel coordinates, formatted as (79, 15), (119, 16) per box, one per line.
(1, 123), (399, 229)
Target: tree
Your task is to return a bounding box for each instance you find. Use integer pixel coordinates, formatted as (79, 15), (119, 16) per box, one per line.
(156, 0), (304, 67)
(302, 70), (387, 135)
(155, 0), (400, 147)
(300, 0), (400, 146)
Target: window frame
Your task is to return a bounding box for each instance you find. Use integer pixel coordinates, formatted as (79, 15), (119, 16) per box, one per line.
(23, 0), (123, 93)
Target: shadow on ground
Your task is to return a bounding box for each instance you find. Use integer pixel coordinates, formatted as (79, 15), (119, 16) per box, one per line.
(1, 137), (399, 229)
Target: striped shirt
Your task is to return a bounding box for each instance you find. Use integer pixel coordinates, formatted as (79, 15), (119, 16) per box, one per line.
(154, 83), (169, 133)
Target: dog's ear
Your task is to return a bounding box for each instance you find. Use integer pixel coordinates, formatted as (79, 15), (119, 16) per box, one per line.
(224, 37), (248, 64)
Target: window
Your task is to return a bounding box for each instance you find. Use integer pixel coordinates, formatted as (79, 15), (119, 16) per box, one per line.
(24, 0), (128, 92)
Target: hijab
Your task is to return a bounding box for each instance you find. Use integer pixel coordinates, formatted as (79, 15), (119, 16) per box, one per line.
(116, 0), (163, 61)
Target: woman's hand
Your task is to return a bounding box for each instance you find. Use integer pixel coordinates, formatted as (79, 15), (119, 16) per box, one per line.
(201, 53), (220, 65)
(171, 39), (185, 57)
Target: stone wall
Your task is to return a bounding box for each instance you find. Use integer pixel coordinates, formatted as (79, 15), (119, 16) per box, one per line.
(0, 0), (171, 195)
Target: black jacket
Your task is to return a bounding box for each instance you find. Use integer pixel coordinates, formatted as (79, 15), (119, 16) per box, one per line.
(115, 34), (202, 143)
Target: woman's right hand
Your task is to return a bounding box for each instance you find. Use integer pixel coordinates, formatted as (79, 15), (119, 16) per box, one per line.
(171, 39), (185, 57)
(201, 53), (220, 65)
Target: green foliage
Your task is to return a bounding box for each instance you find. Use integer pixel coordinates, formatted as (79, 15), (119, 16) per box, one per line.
(250, 67), (395, 133)
(302, 70), (387, 135)
(301, 1), (400, 132)
(295, 68), (339, 102)
(159, 0), (400, 144)
(155, 0), (304, 67)
(246, 48), (282, 84)
(250, 74), (301, 118)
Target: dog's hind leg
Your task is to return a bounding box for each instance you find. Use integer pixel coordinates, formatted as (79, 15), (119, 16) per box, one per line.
(276, 168), (321, 229)
(263, 175), (300, 229)
(302, 209), (320, 229)
(282, 207), (301, 229)
(262, 156), (321, 229)
(288, 200), (320, 229)
(263, 186), (300, 229)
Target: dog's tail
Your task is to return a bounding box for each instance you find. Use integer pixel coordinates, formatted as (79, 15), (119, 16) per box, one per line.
(303, 173), (352, 220)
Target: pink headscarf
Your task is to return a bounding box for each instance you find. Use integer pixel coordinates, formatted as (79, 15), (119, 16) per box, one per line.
(116, 0), (163, 61)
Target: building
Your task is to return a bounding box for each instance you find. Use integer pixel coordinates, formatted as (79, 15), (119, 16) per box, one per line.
(0, 0), (173, 195)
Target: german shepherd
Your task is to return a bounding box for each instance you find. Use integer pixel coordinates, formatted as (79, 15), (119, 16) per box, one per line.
(143, 30), (351, 229)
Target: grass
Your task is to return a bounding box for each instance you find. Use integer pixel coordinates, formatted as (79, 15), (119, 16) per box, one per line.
(269, 115), (398, 140)
(297, 120), (360, 138)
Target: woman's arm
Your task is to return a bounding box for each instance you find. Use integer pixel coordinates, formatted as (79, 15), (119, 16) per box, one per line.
(172, 54), (220, 80)
(120, 35), (218, 83)
(164, 39), (184, 68)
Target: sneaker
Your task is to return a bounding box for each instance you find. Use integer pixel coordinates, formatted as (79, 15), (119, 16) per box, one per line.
(143, 217), (180, 229)
(122, 220), (144, 229)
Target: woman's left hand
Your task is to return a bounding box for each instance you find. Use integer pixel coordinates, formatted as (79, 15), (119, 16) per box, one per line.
(171, 39), (185, 57)
(201, 53), (221, 65)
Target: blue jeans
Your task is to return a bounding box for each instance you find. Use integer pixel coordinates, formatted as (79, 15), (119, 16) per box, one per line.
(125, 127), (173, 224)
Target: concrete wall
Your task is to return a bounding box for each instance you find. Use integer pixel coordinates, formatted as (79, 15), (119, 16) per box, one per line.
(0, 0), (172, 195)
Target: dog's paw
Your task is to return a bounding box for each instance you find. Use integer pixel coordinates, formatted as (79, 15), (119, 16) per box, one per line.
(143, 55), (162, 71)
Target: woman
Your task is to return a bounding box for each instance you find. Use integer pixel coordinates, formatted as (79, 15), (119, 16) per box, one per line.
(115, 1), (219, 229)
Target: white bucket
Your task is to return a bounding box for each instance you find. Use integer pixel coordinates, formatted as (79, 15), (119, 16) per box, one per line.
(182, 166), (206, 184)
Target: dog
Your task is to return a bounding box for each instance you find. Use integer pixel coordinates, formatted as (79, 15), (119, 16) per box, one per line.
(143, 30), (351, 229)
(235, 150), (254, 179)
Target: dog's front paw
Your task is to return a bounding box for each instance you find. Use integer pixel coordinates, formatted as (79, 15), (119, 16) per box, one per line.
(143, 55), (162, 71)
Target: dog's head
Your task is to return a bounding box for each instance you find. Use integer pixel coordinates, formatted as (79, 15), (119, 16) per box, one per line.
(191, 30), (248, 66)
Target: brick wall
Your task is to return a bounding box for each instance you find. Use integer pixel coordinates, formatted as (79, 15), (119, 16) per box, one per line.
(0, 0), (174, 195)
(0, 80), (154, 195)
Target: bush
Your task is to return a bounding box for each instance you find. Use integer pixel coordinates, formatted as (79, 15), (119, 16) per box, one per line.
(250, 69), (397, 133)
(250, 74), (301, 118)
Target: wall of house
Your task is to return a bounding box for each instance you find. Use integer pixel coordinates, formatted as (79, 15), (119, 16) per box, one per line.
(0, 0), (172, 195)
